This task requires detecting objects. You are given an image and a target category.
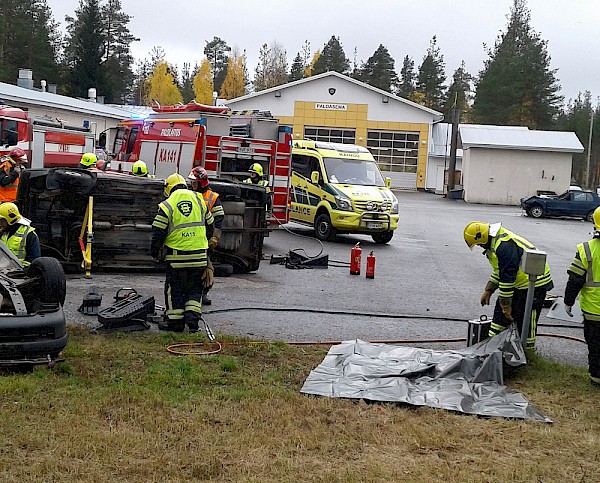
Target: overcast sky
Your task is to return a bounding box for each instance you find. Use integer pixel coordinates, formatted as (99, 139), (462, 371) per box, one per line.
(46, 0), (599, 104)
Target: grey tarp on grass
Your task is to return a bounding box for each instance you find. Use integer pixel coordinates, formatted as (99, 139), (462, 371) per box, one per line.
(300, 325), (552, 422)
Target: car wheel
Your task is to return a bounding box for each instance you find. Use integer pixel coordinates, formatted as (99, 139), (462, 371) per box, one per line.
(314, 213), (337, 242)
(27, 257), (67, 305)
(528, 205), (544, 218)
(586, 210), (595, 222)
(372, 231), (394, 244)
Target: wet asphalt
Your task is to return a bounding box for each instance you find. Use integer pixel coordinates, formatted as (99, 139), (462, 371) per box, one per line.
(64, 190), (591, 368)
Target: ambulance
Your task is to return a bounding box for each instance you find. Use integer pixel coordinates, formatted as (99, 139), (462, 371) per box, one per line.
(290, 140), (399, 243)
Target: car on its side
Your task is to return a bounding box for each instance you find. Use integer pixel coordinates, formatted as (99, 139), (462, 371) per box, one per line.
(521, 189), (600, 221)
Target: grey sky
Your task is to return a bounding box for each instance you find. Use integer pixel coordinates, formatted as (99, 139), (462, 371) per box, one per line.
(47, 0), (599, 104)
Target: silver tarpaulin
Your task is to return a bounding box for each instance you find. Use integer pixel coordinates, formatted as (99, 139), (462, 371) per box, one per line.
(300, 326), (551, 422)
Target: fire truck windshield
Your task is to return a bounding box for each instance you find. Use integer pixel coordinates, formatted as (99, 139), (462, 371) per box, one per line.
(1, 119), (18, 147)
(323, 157), (386, 187)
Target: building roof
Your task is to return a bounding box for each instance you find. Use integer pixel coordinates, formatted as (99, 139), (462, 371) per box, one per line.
(0, 82), (141, 119)
(459, 124), (584, 153)
(430, 123), (463, 158)
(226, 71), (443, 119)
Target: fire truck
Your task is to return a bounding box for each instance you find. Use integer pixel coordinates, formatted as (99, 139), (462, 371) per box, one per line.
(102, 101), (293, 224)
(0, 105), (95, 167)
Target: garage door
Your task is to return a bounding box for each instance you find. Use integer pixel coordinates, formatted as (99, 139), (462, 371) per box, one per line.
(367, 130), (419, 190)
(304, 126), (356, 144)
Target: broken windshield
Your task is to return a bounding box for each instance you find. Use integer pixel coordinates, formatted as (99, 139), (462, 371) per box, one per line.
(323, 157), (385, 187)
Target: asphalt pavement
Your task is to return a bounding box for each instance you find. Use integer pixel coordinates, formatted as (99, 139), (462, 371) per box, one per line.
(64, 190), (592, 368)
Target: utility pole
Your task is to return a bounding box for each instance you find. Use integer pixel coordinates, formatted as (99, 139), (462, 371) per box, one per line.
(586, 110), (594, 189)
(447, 106), (460, 193)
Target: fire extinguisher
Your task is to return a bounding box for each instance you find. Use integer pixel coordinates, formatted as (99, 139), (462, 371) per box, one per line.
(350, 242), (362, 275)
(366, 251), (375, 279)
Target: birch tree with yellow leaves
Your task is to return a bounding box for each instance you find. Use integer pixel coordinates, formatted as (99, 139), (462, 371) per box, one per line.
(146, 60), (182, 105)
(220, 50), (247, 100)
(193, 59), (214, 105)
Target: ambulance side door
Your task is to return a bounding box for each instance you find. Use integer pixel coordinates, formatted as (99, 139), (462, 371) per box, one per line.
(291, 153), (321, 223)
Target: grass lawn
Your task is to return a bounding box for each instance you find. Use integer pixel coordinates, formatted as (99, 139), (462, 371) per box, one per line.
(0, 327), (598, 482)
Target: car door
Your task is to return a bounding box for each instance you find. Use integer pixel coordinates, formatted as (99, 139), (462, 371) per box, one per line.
(291, 153), (320, 224)
(570, 191), (589, 217)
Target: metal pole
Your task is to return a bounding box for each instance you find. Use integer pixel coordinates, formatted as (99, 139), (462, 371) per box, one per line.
(521, 275), (537, 347)
(586, 110), (594, 189)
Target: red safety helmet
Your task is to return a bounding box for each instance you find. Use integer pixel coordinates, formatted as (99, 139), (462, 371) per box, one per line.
(8, 147), (27, 163)
(188, 166), (210, 188)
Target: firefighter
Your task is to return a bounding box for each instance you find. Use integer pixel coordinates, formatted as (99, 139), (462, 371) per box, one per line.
(132, 160), (149, 177)
(151, 173), (214, 333)
(464, 221), (553, 348)
(188, 166), (225, 305)
(0, 202), (40, 266)
(564, 206), (600, 387)
(78, 152), (97, 169)
(0, 147), (28, 203)
(244, 163), (270, 191)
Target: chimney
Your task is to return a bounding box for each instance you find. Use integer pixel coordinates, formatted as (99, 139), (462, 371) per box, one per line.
(40, 80), (47, 92)
(96, 95), (105, 104)
(88, 87), (97, 102)
(48, 84), (57, 94)
(17, 69), (34, 90)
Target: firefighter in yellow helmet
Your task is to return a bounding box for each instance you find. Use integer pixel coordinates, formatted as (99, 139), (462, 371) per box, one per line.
(151, 173), (214, 333)
(0, 202), (40, 266)
(464, 221), (553, 348)
(78, 152), (97, 169)
(244, 163), (270, 191)
(564, 206), (600, 387)
(132, 160), (149, 177)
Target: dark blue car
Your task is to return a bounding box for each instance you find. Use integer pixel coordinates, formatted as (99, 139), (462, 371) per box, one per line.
(521, 189), (600, 221)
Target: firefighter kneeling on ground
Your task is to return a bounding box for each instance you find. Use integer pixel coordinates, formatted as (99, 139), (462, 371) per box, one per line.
(151, 173), (214, 333)
(564, 206), (600, 387)
(0, 148), (28, 203)
(188, 166), (225, 305)
(464, 221), (553, 348)
(243, 162), (272, 211)
(0, 202), (40, 266)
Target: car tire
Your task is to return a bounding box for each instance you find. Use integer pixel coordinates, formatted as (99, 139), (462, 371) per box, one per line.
(28, 257), (67, 305)
(528, 205), (544, 218)
(372, 231), (394, 244)
(314, 213), (337, 242)
(586, 210), (595, 222)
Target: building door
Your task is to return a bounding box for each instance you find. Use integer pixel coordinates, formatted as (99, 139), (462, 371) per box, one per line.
(367, 130), (419, 190)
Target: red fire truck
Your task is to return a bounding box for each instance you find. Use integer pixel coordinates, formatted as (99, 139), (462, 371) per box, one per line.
(104, 101), (293, 224)
(0, 105), (95, 167)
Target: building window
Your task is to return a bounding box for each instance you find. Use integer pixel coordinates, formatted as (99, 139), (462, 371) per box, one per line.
(304, 126), (356, 144)
(367, 130), (419, 173)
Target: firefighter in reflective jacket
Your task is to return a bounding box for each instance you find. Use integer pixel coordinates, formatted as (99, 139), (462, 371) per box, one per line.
(0, 148), (28, 203)
(188, 167), (224, 306)
(464, 221), (553, 348)
(564, 206), (600, 387)
(243, 163), (270, 191)
(151, 173), (214, 333)
(0, 202), (40, 266)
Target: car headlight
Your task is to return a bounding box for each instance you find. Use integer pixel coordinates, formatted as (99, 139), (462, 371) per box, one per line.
(380, 201), (389, 212)
(334, 195), (352, 211)
(366, 201), (375, 211)
(390, 195), (399, 214)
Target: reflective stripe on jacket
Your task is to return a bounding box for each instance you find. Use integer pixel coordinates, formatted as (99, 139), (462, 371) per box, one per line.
(202, 189), (219, 212)
(1, 224), (34, 266)
(486, 227), (552, 297)
(575, 238), (600, 316)
(243, 177), (270, 192)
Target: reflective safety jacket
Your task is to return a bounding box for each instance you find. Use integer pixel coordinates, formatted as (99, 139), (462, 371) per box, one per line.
(1, 224), (35, 266)
(243, 177), (270, 192)
(0, 158), (20, 202)
(202, 188), (224, 229)
(152, 189), (214, 269)
(566, 238), (600, 319)
(485, 227), (552, 299)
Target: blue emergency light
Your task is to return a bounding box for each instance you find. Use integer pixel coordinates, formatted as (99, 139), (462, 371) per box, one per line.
(83, 120), (90, 128)
(194, 118), (208, 126)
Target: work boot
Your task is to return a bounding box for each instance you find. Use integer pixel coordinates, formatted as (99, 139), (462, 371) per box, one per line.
(159, 319), (184, 333)
(202, 293), (212, 306)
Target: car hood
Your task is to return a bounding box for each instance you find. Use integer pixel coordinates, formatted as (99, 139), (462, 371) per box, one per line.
(332, 184), (396, 202)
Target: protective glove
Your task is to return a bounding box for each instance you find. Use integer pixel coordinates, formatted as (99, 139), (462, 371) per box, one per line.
(565, 305), (573, 317)
(499, 296), (514, 322)
(208, 228), (221, 250)
(202, 261), (214, 289)
(480, 281), (498, 306)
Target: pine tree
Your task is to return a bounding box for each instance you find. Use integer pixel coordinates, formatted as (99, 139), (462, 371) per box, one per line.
(180, 62), (195, 103)
(193, 59), (213, 104)
(357, 44), (398, 92)
(253, 41), (288, 91)
(312, 36), (349, 75)
(221, 50), (247, 99)
(398, 55), (416, 99)
(416, 36), (446, 111)
(289, 52), (305, 82)
(146, 61), (182, 105)
(443, 61), (473, 121)
(204, 37), (231, 94)
(473, 0), (562, 128)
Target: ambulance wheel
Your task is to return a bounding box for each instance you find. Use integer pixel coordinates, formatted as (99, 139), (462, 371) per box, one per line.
(372, 231), (394, 244)
(314, 213), (337, 242)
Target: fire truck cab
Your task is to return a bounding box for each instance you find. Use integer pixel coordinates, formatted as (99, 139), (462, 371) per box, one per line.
(102, 101), (293, 224)
(0, 105), (95, 167)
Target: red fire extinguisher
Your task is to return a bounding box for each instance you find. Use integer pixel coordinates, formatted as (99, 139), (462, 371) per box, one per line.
(350, 242), (362, 275)
(366, 251), (375, 279)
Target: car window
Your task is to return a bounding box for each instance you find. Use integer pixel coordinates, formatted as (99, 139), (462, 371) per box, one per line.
(573, 192), (586, 202)
(585, 193), (594, 202)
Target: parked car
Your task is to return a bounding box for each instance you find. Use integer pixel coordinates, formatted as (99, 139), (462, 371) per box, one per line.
(0, 244), (67, 369)
(521, 189), (600, 221)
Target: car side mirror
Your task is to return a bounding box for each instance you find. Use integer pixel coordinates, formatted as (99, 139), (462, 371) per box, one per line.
(385, 177), (392, 189)
(311, 171), (320, 184)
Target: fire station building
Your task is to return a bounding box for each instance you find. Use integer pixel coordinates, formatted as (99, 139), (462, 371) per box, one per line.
(225, 71), (444, 190)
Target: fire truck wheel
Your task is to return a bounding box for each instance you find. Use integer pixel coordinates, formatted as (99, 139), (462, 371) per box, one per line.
(371, 231), (394, 244)
(27, 257), (67, 305)
(314, 213), (337, 242)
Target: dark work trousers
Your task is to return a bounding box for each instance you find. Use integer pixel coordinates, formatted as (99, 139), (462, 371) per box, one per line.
(491, 286), (547, 348)
(583, 319), (600, 380)
(164, 266), (204, 332)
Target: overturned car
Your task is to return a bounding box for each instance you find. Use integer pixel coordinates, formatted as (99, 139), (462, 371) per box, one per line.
(16, 168), (269, 273)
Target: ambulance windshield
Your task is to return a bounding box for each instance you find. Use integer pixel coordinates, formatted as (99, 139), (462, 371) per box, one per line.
(323, 157), (386, 187)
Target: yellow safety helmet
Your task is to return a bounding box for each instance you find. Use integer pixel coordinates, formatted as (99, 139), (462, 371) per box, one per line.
(164, 173), (187, 197)
(80, 152), (97, 167)
(132, 160), (148, 177)
(464, 221), (490, 249)
(0, 202), (22, 225)
(249, 163), (264, 177)
(593, 207), (600, 230)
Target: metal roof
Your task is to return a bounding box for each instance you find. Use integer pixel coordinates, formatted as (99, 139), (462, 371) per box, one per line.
(0, 82), (141, 119)
(226, 71), (443, 119)
(430, 123), (463, 158)
(459, 124), (584, 153)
